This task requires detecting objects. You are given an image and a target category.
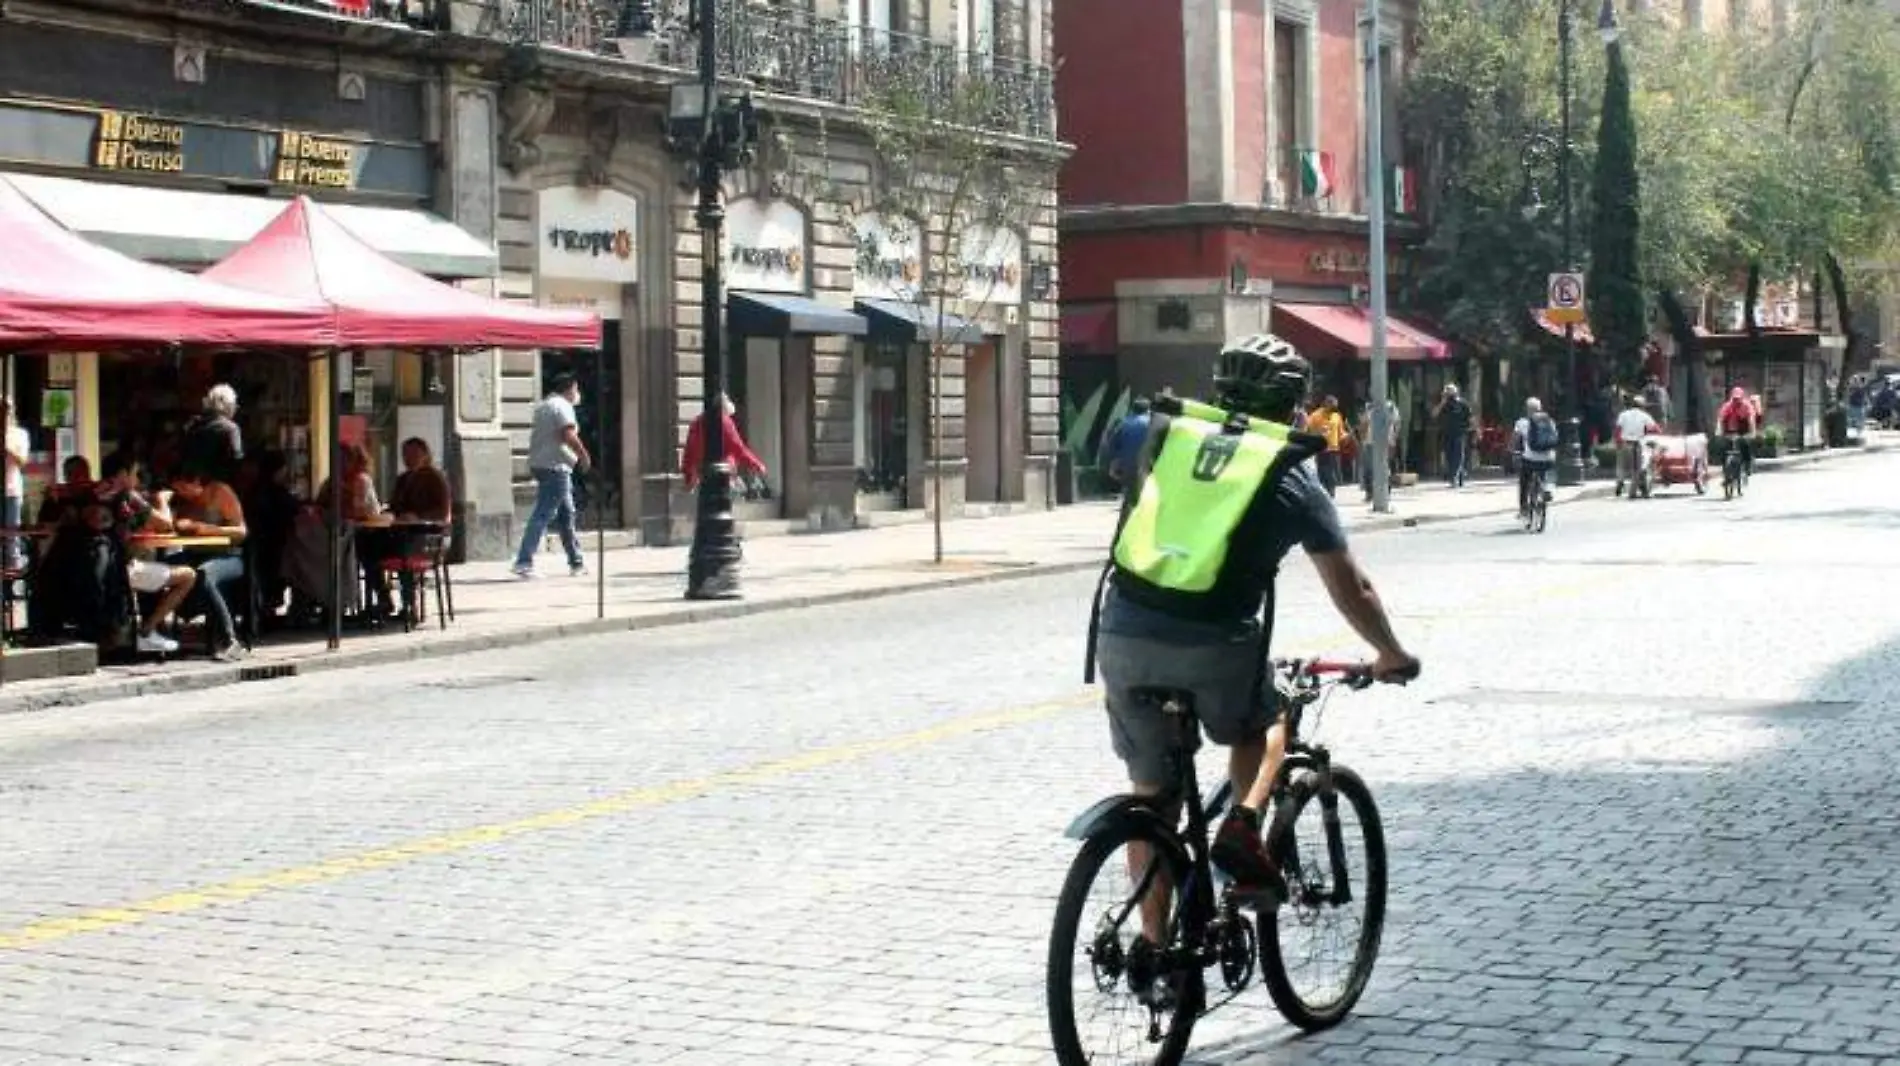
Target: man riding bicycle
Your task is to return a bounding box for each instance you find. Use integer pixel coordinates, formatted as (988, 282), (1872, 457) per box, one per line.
(1718, 386), (1758, 477)
(1090, 334), (1419, 943)
(1512, 398), (1559, 517)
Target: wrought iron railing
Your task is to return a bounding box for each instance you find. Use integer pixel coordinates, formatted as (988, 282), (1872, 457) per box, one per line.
(251, 0), (448, 28)
(493, 0), (1056, 139)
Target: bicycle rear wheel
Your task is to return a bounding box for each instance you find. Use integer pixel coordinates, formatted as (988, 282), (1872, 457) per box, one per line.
(1048, 820), (1203, 1066)
(1260, 766), (1387, 1031)
(1532, 494), (1548, 534)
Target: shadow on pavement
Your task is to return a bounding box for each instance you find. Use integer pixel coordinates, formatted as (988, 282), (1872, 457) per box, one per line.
(1177, 632), (1900, 1065)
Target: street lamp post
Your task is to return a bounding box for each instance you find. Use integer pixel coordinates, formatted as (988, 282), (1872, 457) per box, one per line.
(1553, 0), (1586, 486)
(664, 0), (758, 600)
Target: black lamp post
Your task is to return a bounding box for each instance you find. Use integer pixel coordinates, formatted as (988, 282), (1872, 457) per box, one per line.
(663, 0), (757, 600)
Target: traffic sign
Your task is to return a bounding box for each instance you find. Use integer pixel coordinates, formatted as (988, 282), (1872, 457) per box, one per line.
(1546, 272), (1586, 324)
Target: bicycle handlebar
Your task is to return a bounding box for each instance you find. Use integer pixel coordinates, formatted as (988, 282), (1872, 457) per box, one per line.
(1277, 658), (1421, 689)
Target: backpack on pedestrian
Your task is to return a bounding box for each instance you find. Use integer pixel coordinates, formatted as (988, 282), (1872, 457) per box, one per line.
(1527, 413), (1560, 453)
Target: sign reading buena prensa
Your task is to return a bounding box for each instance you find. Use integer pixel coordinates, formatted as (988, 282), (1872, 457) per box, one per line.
(94, 111), (186, 174)
(1546, 272), (1586, 324)
(275, 130), (358, 189)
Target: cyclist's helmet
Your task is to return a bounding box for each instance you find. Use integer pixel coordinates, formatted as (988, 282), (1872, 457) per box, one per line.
(1213, 333), (1310, 419)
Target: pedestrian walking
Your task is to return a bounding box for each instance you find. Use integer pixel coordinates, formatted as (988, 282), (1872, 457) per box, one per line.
(1642, 374), (1673, 430)
(1847, 374), (1868, 438)
(1, 396), (25, 570)
(1096, 395), (1153, 492)
(512, 372), (592, 579)
(1431, 384), (1473, 487)
(1307, 395), (1348, 497)
(682, 392), (769, 495)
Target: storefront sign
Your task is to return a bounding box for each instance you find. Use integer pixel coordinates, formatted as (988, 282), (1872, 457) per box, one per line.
(1304, 246), (1414, 279)
(0, 99), (430, 199)
(957, 224), (1023, 307)
(851, 211), (925, 302)
(725, 197), (808, 294)
(534, 187), (640, 286)
(275, 130), (359, 189)
(94, 111), (185, 174)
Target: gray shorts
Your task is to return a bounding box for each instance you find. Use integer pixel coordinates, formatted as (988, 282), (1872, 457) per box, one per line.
(1096, 629), (1270, 788)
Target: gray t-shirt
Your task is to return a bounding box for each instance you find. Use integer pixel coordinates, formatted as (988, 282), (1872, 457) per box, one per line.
(528, 394), (579, 472)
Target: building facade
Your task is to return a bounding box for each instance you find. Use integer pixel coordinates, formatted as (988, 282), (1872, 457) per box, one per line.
(1054, 0), (1438, 436)
(0, 0), (1064, 559)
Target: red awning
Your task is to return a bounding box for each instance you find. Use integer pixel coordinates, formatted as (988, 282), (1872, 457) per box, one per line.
(205, 197), (600, 350)
(1272, 303), (1449, 362)
(1061, 304), (1117, 354)
(0, 176), (336, 349)
(1533, 308), (1595, 345)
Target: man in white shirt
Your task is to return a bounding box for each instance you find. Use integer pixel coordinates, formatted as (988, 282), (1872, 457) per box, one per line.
(1613, 394), (1660, 498)
(2, 396), (27, 569)
(1511, 397), (1559, 517)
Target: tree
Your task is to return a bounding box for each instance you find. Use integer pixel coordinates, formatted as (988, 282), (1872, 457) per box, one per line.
(1588, 40), (1645, 386)
(847, 49), (1057, 564)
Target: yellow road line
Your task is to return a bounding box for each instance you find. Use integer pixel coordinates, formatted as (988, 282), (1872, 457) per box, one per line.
(0, 694), (1095, 953)
(0, 563), (1628, 955)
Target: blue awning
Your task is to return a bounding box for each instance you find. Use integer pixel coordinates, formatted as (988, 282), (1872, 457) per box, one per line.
(855, 297), (988, 344)
(729, 291), (867, 336)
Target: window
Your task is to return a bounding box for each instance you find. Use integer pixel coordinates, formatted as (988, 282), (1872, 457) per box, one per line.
(1273, 20), (1303, 204)
(1379, 44), (1400, 163)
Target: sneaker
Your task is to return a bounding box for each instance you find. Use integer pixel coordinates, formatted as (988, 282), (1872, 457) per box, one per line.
(512, 564), (537, 579)
(136, 632), (179, 655)
(1211, 807), (1287, 904)
(211, 640), (247, 663)
(1124, 934), (1171, 1008)
(569, 564), (589, 577)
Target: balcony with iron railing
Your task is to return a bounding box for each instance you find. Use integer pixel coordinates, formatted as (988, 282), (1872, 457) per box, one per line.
(486, 0), (1056, 140)
(257, 0), (448, 28)
(1266, 146), (1423, 220)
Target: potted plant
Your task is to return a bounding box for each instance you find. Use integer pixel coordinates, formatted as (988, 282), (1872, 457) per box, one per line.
(1756, 425), (1785, 459)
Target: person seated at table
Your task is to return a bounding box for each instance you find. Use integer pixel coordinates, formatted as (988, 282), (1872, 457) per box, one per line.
(387, 438), (451, 523)
(241, 451), (301, 627)
(315, 444), (383, 522)
(62, 456), (92, 484)
(168, 467), (248, 661)
(99, 455), (196, 655)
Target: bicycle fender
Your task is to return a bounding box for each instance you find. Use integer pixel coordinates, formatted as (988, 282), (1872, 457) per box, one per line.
(1065, 794), (1175, 841)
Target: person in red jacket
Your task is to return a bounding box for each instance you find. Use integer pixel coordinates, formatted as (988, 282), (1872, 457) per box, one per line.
(682, 393), (768, 492)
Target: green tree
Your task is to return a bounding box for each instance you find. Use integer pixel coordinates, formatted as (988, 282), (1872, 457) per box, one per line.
(1587, 41), (1645, 385)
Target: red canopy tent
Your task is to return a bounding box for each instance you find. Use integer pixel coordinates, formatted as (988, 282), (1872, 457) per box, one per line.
(203, 196), (600, 349)
(203, 197), (600, 650)
(0, 177), (335, 348)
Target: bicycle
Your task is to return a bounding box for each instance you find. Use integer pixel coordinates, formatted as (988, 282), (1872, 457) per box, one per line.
(1520, 463), (1552, 534)
(1047, 658), (1417, 1066)
(1721, 434), (1747, 500)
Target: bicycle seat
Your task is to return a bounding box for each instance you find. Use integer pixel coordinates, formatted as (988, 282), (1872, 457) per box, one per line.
(1129, 687), (1196, 714)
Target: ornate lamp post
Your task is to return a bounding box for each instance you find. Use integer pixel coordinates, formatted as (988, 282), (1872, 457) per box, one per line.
(662, 0), (758, 600)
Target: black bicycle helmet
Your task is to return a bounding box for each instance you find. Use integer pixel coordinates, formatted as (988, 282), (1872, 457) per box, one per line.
(1213, 333), (1310, 418)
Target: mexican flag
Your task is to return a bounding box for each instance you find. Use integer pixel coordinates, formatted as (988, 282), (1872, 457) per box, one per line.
(1299, 150), (1334, 199)
(1390, 166), (1418, 214)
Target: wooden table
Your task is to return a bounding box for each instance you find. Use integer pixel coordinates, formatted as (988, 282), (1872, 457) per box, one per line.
(129, 535), (235, 551)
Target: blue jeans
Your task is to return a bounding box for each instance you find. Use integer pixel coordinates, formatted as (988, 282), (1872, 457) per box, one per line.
(1443, 435), (1468, 486)
(514, 467), (584, 570)
(196, 555), (245, 647)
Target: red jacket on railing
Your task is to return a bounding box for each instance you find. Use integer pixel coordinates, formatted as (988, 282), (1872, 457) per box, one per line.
(681, 410), (767, 490)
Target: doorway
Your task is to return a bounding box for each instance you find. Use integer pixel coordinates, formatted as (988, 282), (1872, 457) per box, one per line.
(726, 334), (785, 517)
(965, 340), (1002, 503)
(541, 324), (623, 528)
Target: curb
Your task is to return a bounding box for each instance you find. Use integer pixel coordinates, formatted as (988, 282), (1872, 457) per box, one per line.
(0, 443), (1879, 715)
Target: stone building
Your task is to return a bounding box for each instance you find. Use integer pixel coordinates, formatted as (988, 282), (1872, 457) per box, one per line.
(0, 0), (1065, 558)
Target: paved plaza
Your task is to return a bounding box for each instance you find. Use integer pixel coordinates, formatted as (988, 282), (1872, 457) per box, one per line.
(0, 448), (1897, 1064)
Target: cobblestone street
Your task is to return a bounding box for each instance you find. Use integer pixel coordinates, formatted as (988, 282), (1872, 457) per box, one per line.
(1, 449), (1897, 1064)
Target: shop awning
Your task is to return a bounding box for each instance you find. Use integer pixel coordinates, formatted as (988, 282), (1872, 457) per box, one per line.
(1272, 302), (1450, 362)
(856, 298), (987, 345)
(729, 291), (868, 336)
(2, 171), (498, 279)
(0, 175), (336, 348)
(1061, 303), (1117, 354)
(204, 197), (598, 349)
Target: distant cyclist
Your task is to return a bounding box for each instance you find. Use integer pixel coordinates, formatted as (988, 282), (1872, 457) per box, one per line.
(1090, 334), (1418, 924)
(1512, 398), (1559, 517)
(1718, 386), (1759, 477)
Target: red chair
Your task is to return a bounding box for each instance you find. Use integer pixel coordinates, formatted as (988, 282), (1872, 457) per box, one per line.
(377, 528), (454, 632)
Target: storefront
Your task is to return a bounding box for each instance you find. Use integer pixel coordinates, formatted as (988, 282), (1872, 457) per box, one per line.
(722, 196), (867, 524)
(953, 223), (1029, 506)
(532, 185), (641, 526)
(848, 211), (985, 515)
(0, 92), (493, 499)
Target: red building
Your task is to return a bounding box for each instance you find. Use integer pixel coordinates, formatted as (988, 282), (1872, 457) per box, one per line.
(1054, 0), (1444, 419)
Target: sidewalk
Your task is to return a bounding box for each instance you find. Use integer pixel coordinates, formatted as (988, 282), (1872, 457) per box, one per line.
(0, 437), (1883, 714)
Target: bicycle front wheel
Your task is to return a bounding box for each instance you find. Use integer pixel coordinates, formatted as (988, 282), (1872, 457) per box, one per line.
(1260, 766), (1388, 1031)
(1048, 820), (1202, 1066)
